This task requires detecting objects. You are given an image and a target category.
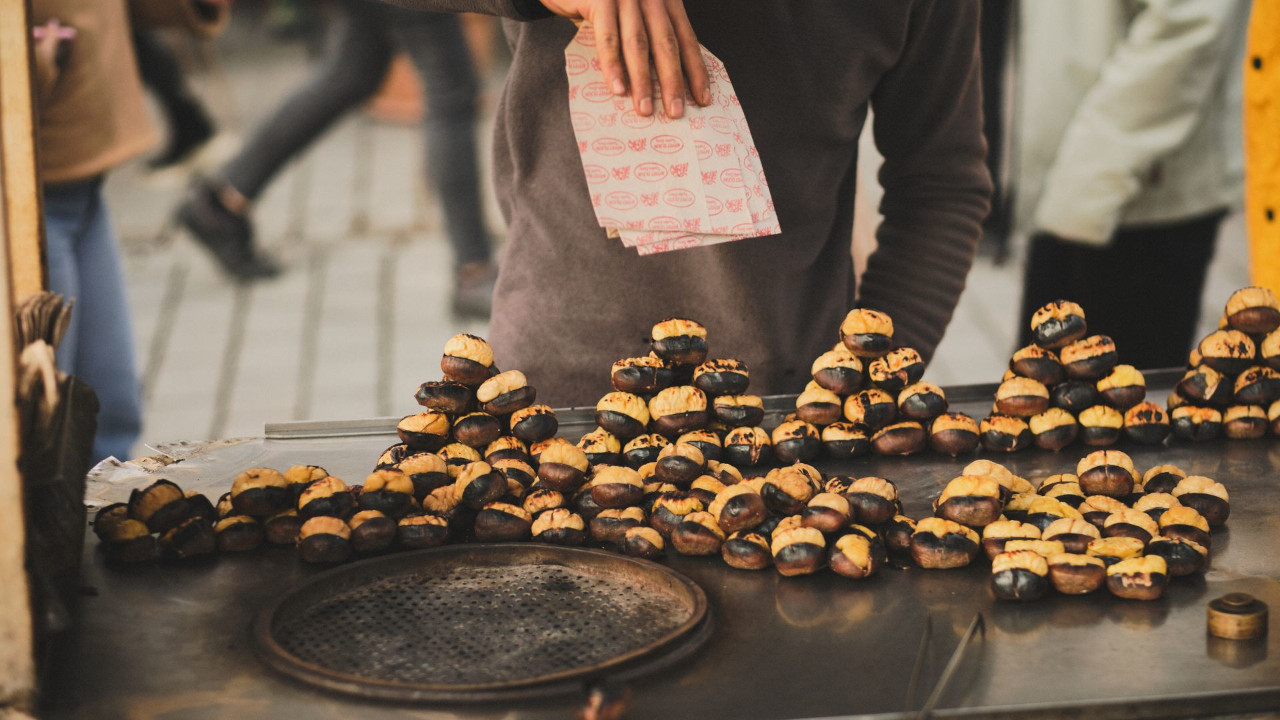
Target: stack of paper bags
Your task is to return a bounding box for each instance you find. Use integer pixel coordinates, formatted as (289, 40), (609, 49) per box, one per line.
(565, 23), (782, 255)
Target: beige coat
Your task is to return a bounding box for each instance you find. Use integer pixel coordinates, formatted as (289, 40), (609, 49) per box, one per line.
(1015, 0), (1250, 244)
(33, 0), (225, 184)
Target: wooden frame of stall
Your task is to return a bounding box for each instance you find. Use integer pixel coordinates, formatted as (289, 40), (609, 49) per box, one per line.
(0, 0), (45, 716)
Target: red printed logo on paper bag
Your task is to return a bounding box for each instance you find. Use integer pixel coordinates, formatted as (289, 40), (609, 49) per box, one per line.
(709, 116), (734, 134)
(695, 140), (713, 161)
(621, 111), (655, 130)
(582, 82), (614, 103)
(583, 164), (609, 184)
(571, 112), (595, 132)
(566, 54), (589, 75)
(605, 191), (638, 211)
(651, 135), (684, 154)
(592, 138), (626, 156)
(664, 188), (696, 207)
(706, 196), (724, 216)
(635, 163), (668, 182)
(720, 168), (744, 188)
(651, 216), (682, 231)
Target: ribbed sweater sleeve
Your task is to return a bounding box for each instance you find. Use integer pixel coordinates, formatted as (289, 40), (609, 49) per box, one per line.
(386, 0), (552, 20)
(860, 0), (992, 361)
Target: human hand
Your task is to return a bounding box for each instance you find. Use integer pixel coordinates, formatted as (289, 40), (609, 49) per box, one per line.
(31, 19), (72, 99)
(540, 0), (710, 118)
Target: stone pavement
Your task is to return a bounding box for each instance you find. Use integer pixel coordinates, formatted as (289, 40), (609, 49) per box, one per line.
(104, 22), (1250, 456)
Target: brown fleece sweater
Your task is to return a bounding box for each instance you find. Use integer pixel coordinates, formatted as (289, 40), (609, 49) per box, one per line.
(398, 1), (992, 406)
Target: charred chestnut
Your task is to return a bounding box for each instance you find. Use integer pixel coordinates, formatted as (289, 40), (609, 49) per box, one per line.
(283, 465), (328, 504)
(595, 392), (650, 440)
(298, 475), (355, 519)
(843, 388), (897, 431)
(1198, 330), (1257, 376)
(1029, 408), (1078, 451)
(611, 356), (665, 395)
(505, 405), (554, 445)
(396, 452), (450, 500)
(839, 308), (894, 358)
(979, 414), (1032, 453)
(1031, 300), (1087, 349)
(453, 461), (507, 511)
(1178, 365), (1230, 407)
(649, 491), (704, 538)
(375, 443), (411, 470)
(648, 386), (708, 438)
(802, 492), (852, 533)
(651, 318), (708, 365)
(883, 515), (917, 564)
(934, 475), (1003, 529)
(811, 349), (864, 395)
(1146, 536), (1207, 576)
(128, 479), (191, 534)
(981, 519), (1041, 560)
(672, 511), (726, 555)
(898, 381), (947, 420)
(346, 510), (396, 552)
(1171, 475), (1230, 526)
(772, 526), (827, 576)
(230, 469), (290, 518)
(991, 550), (1049, 602)
(677, 429), (722, 463)
(722, 426), (772, 467)
(397, 411), (450, 452)
(1077, 405), (1123, 446)
(622, 526), (665, 559)
(1076, 450), (1136, 497)
(264, 510), (303, 546)
(590, 506), (646, 544)
(532, 508), (587, 545)
(760, 467), (816, 516)
(214, 515), (263, 552)
(1048, 552), (1107, 595)
(839, 476), (896, 526)
(623, 433), (669, 468)
(451, 412), (501, 449)
(477, 370), (535, 416)
(156, 516), (215, 560)
(297, 516), (353, 563)
(397, 513), (450, 548)
(1010, 345), (1065, 387)
(1224, 404), (1268, 439)
(440, 333), (494, 386)
(1096, 365), (1145, 409)
(796, 384), (843, 426)
(1102, 508), (1159, 544)
(1141, 464), (1186, 495)
(1234, 366), (1280, 406)
(1086, 536), (1145, 567)
(100, 517), (157, 564)
(590, 465), (644, 508)
(830, 533), (883, 579)
(1052, 380), (1100, 413)
(995, 376), (1050, 417)
(1226, 286), (1280, 334)
(868, 347), (924, 394)
(577, 427), (623, 467)
(537, 443), (590, 492)
(926, 412), (978, 456)
(359, 469), (416, 516)
(722, 531), (771, 570)
(772, 420), (822, 463)
(1158, 506), (1212, 550)
(1061, 335), (1119, 380)
(693, 358), (750, 397)
(1124, 402), (1171, 445)
(871, 421), (926, 456)
(414, 379), (472, 415)
(474, 502), (533, 542)
(707, 484), (767, 534)
(653, 441), (706, 487)
(1106, 555), (1168, 600)
(1171, 405), (1223, 442)
(712, 394), (765, 428)
(911, 518), (980, 569)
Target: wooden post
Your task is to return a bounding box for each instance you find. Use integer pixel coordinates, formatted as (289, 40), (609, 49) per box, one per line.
(0, 0), (39, 712)
(0, 0), (46, 304)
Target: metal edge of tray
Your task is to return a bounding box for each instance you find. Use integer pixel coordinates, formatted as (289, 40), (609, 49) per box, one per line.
(251, 544), (713, 704)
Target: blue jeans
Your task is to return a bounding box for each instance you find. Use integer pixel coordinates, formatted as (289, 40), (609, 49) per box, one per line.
(44, 177), (143, 463)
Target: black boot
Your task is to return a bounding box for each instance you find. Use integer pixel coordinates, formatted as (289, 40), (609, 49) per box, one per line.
(175, 181), (282, 280)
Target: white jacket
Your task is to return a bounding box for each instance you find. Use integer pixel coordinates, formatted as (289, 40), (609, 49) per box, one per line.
(1014, 0), (1251, 244)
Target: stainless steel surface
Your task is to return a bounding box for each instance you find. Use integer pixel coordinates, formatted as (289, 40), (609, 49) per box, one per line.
(254, 544), (710, 702)
(49, 381), (1280, 719)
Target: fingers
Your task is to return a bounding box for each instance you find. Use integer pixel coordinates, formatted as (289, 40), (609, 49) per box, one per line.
(618, 0), (654, 116)
(640, 0), (685, 118)
(591, 1), (627, 96)
(665, 0), (710, 106)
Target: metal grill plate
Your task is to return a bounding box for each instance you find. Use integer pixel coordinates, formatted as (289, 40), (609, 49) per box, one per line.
(253, 544), (710, 703)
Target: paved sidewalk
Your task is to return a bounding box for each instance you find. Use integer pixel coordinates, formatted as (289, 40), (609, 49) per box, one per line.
(105, 23), (1251, 455)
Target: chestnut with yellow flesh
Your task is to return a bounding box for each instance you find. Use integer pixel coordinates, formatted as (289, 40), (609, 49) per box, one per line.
(693, 358), (750, 397)
(963, 460), (1030, 499)
(1048, 553), (1107, 595)
(1031, 300), (1087, 349)
(452, 412), (502, 449)
(1140, 465), (1186, 496)
(396, 411), (450, 452)
(1172, 476), (1230, 526)
(590, 465), (644, 509)
(264, 510), (303, 546)
(375, 443), (411, 470)
(477, 370), (536, 416)
(760, 467), (816, 516)
(1233, 366), (1280, 405)
(882, 515), (917, 563)
(840, 309), (894, 358)
(1226, 286), (1280, 333)
(100, 517), (157, 564)
(1086, 536), (1145, 567)
(678, 429), (722, 463)
(801, 492), (852, 533)
(688, 472), (726, 506)
(1042, 479), (1085, 508)
(1264, 328), (1280, 371)
(712, 394), (765, 428)
(573, 485), (604, 522)
(1159, 506), (1212, 549)
(1003, 539), (1066, 557)
(872, 421), (927, 456)
(1077, 405), (1123, 446)
(829, 533), (882, 579)
(868, 347), (924, 394)
(611, 356), (665, 394)
(654, 442), (706, 486)
(795, 384), (843, 426)
(672, 511), (726, 556)
(1124, 402), (1171, 445)
(297, 516), (352, 563)
(1010, 344), (1065, 386)
(843, 388), (897, 431)
(441, 333), (494, 386)
(911, 517), (980, 569)
(230, 468), (289, 518)
(898, 381), (947, 421)
(359, 469), (416, 517)
(1102, 508), (1159, 544)
(1025, 496), (1083, 532)
(771, 527), (827, 576)
(1177, 365), (1229, 406)
(440, 442), (482, 477)
(1042, 518), (1100, 554)
(1146, 536), (1208, 576)
(1001, 493), (1038, 523)
(822, 422), (871, 460)
(1198, 329), (1257, 376)
(397, 514), (450, 548)
(1223, 405), (1268, 439)
(509, 405), (558, 444)
(1029, 408), (1078, 452)
(708, 484), (767, 534)
(979, 414), (1032, 453)
(347, 510), (396, 553)
(718, 531), (769, 570)
(283, 465), (328, 503)
(706, 460), (743, 486)
(651, 318), (708, 365)
(595, 392), (650, 440)
(1080, 495), (1128, 529)
(1129, 492), (1176, 522)
(1096, 365), (1146, 410)
(578, 427), (623, 467)
(838, 476), (895, 526)
(93, 503), (133, 543)
(1171, 405), (1223, 442)
(397, 452), (450, 500)
(1052, 380), (1099, 413)
(981, 519), (1041, 560)
(623, 526), (665, 559)
(770, 420), (820, 463)
(590, 507), (646, 544)
(929, 412), (979, 456)
(158, 516), (216, 560)
(996, 376), (1050, 418)
(484, 436), (529, 466)
(623, 433), (669, 468)
(128, 479), (191, 534)
(811, 349), (864, 395)
(1076, 450), (1137, 497)
(537, 442), (590, 492)
(414, 380), (472, 415)
(474, 502), (533, 542)
(1061, 335), (1119, 380)
(935, 475), (1003, 529)
(523, 488), (566, 516)
(298, 475), (354, 519)
(991, 550), (1050, 602)
(531, 507), (587, 546)
(1107, 555), (1169, 601)
(649, 492), (704, 539)
(215, 515), (263, 552)
(649, 386), (709, 438)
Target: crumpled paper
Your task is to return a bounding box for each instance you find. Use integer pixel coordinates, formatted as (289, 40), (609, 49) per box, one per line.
(566, 23), (781, 255)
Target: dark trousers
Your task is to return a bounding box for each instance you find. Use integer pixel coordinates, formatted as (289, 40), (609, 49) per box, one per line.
(1017, 211), (1225, 370)
(219, 0), (490, 265)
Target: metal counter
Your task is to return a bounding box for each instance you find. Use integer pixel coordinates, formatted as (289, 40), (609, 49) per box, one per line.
(46, 383), (1280, 719)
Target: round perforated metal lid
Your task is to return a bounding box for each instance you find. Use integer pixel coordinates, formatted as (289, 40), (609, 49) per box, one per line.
(253, 544), (710, 702)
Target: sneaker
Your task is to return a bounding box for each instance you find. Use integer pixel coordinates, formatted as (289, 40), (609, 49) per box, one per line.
(147, 103), (215, 170)
(175, 181), (282, 280)
(451, 262), (497, 319)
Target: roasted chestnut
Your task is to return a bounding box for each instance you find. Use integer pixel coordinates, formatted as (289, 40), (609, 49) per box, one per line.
(868, 347), (924, 394)
(1047, 552), (1106, 595)
(1102, 508), (1159, 544)
(829, 532), (883, 580)
(934, 475), (1003, 528)
(1106, 555), (1168, 600)
(440, 442), (482, 476)
(375, 443), (411, 470)
(772, 420), (822, 464)
(590, 506), (646, 544)
(910, 517), (980, 569)
(397, 513), (450, 548)
(158, 516), (216, 560)
(578, 427), (623, 467)
(872, 421), (927, 455)
(595, 392), (650, 440)
(396, 411), (450, 452)
(928, 412), (979, 456)
(811, 349), (864, 395)
(837, 476), (895, 526)
(995, 377), (1050, 417)
(979, 414), (1032, 453)
(421, 484), (461, 520)
(820, 421), (869, 460)
(651, 318), (708, 365)
(1029, 408), (1078, 452)
(622, 526), (665, 559)
(1031, 300), (1087, 349)
(722, 426), (772, 467)
(722, 531), (771, 570)
(440, 333), (494, 386)
(981, 519), (1040, 560)
(1177, 365), (1230, 406)
(622, 433), (668, 469)
(1263, 328), (1280, 371)
(964, 459), (1032, 498)
(1052, 380), (1100, 413)
(453, 461), (508, 510)
(1042, 480), (1086, 508)
(531, 508), (587, 545)
(843, 388), (897, 430)
(1123, 402), (1171, 445)
(693, 358), (750, 397)
(839, 308), (894, 358)
(230, 468), (289, 518)
(1139, 464), (1186, 495)
(883, 515), (917, 564)
(474, 502), (533, 542)
(537, 442), (590, 492)
(991, 550), (1049, 602)
(1171, 475), (1230, 526)
(898, 381), (947, 420)
(347, 510), (396, 552)
(772, 526), (827, 576)
(99, 517), (157, 564)
(359, 469), (416, 516)
(653, 441), (706, 486)
(1146, 536), (1207, 576)
(1158, 506), (1212, 550)
(672, 511), (726, 556)
(452, 412), (502, 449)
(649, 491), (704, 538)
(477, 370), (535, 416)
(1009, 344), (1065, 386)
(711, 394), (765, 428)
(1170, 405), (1223, 442)
(796, 384), (843, 426)
(1223, 404), (1268, 439)
(1086, 536), (1145, 567)
(611, 356), (665, 394)
(1025, 497), (1083, 532)
(482, 436), (528, 466)
(707, 484), (767, 534)
(1001, 493), (1037, 523)
(1076, 449), (1136, 498)
(297, 516), (352, 563)
(1095, 364), (1145, 409)
(414, 379), (472, 414)
(128, 479), (191, 533)
(508, 405), (557, 444)
(1198, 330), (1257, 376)
(298, 475), (355, 519)
(760, 467), (817, 516)
(396, 452), (450, 500)
(1079, 494), (1128, 529)
(648, 386), (708, 438)
(802, 492), (852, 533)
(590, 465), (644, 508)
(214, 515), (263, 552)
(1226, 286), (1280, 333)
(263, 510), (303, 546)
(283, 465), (328, 503)
(1077, 405), (1123, 446)
(1061, 335), (1119, 380)
(1234, 366), (1280, 406)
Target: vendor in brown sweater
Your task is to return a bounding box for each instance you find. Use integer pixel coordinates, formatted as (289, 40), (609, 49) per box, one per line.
(397, 0), (992, 406)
